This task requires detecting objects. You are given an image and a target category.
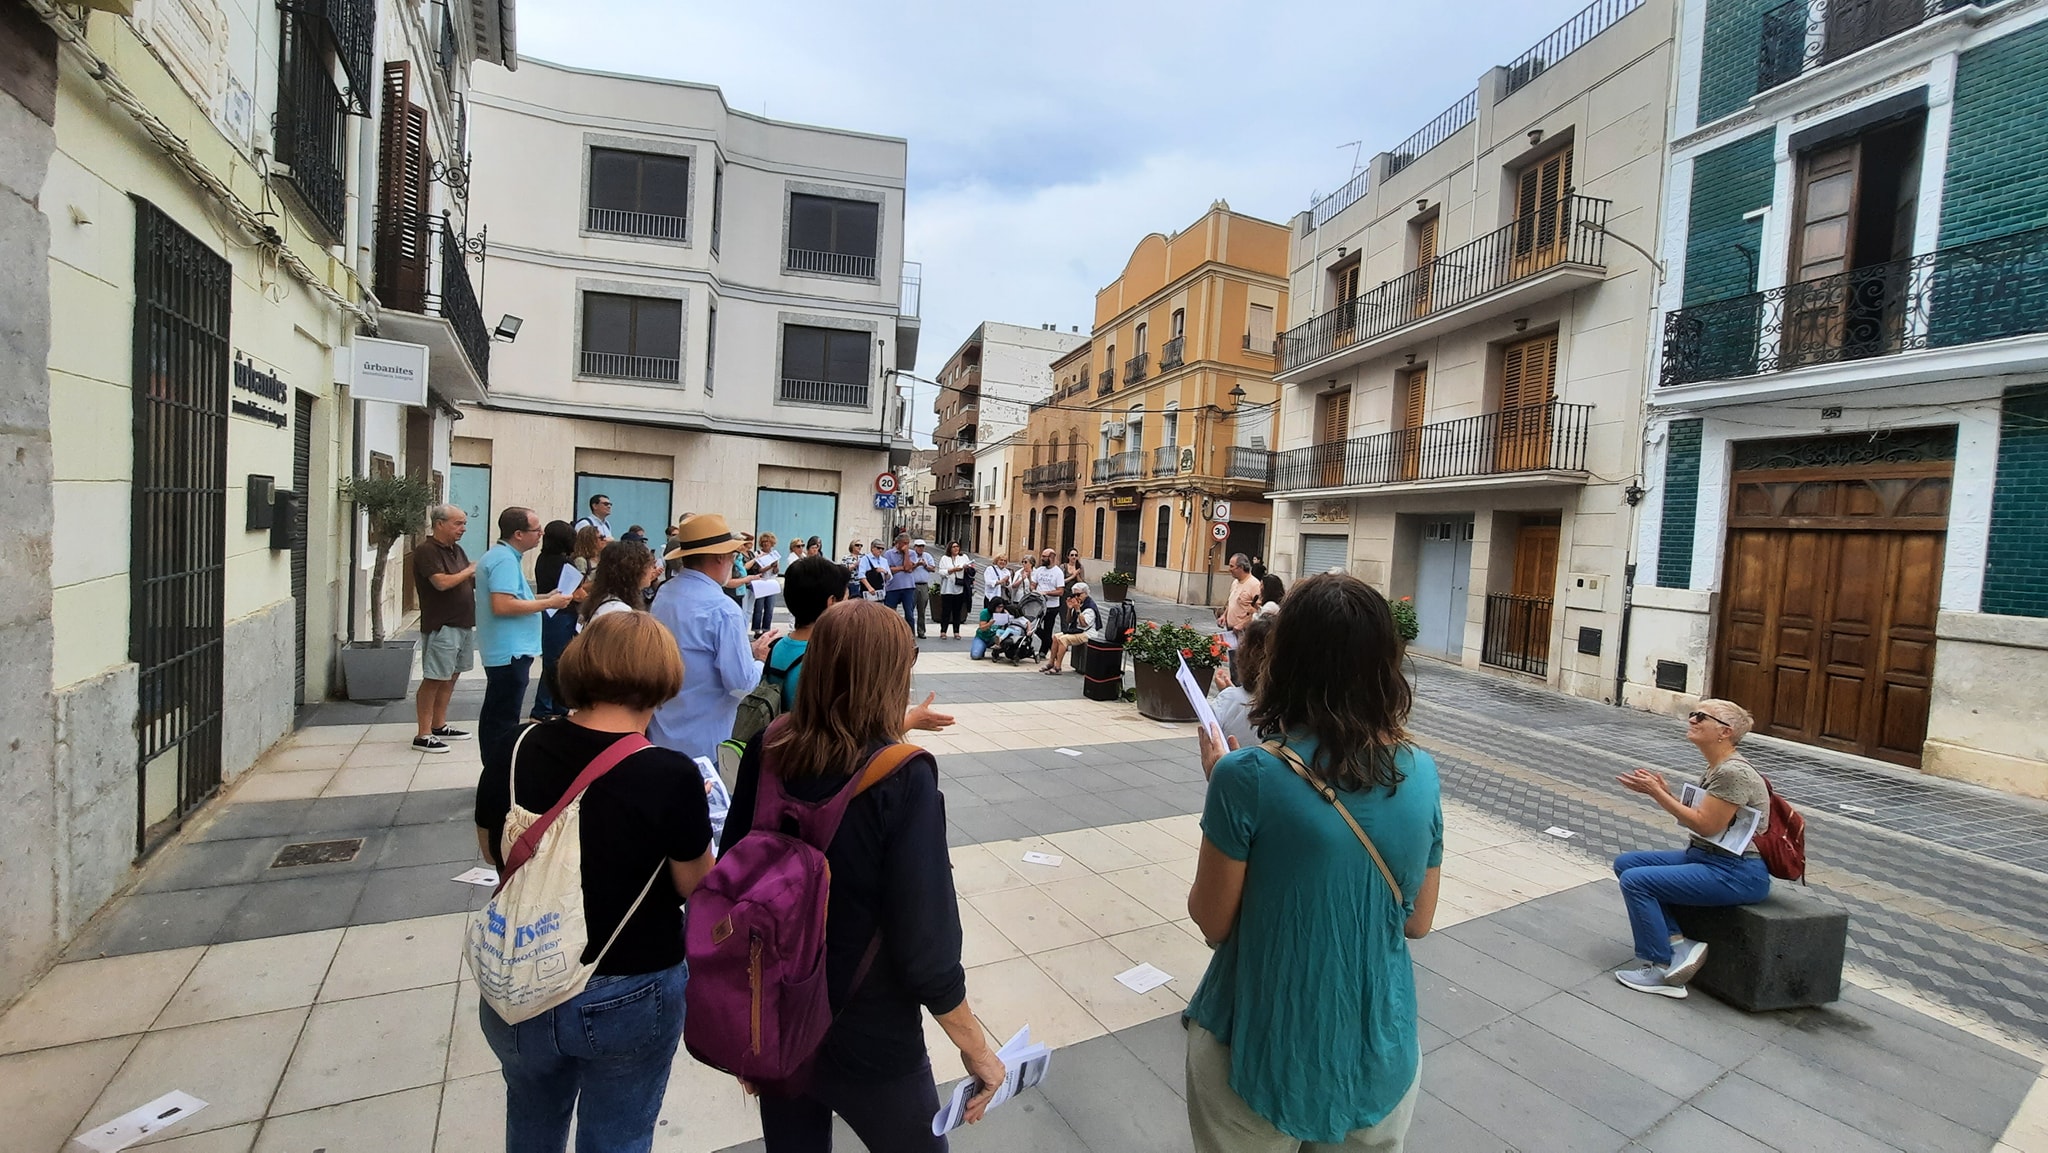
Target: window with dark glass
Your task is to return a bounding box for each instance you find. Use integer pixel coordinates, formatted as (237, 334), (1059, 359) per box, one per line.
(1154, 505), (1171, 568)
(704, 301), (718, 395)
(581, 293), (682, 382)
(588, 148), (689, 240)
(780, 324), (872, 407)
(787, 193), (880, 278)
(710, 163), (724, 254)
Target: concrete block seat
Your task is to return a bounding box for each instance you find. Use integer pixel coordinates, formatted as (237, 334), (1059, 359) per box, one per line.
(1672, 887), (1848, 1012)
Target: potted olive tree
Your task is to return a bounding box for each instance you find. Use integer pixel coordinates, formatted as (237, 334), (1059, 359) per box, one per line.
(1123, 620), (1225, 722)
(338, 473), (436, 700)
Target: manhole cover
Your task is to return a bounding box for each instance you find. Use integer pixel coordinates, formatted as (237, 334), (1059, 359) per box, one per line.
(271, 839), (364, 868)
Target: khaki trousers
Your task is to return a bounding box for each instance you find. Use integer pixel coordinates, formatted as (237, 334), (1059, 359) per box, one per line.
(1184, 1023), (1419, 1153)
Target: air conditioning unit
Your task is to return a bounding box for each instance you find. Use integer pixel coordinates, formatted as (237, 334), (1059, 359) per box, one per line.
(1104, 421), (1128, 439)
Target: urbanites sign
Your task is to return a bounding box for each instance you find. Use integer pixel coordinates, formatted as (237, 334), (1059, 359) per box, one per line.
(349, 337), (430, 406)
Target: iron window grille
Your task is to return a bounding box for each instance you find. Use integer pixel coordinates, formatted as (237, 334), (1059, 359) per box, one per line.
(274, 8), (352, 239)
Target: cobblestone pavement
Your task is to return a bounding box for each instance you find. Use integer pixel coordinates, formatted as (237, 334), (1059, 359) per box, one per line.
(2, 613), (2046, 1151)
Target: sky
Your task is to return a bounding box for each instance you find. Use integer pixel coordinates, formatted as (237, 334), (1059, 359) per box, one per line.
(519, 0), (1592, 444)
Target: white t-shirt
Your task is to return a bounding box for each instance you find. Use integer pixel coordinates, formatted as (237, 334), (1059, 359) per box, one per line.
(573, 515), (613, 540)
(982, 565), (1010, 599)
(1031, 565), (1065, 595)
(1212, 685), (1258, 749)
(576, 596), (635, 632)
(910, 550), (937, 585)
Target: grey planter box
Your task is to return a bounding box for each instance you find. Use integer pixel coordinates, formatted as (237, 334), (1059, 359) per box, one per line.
(340, 639), (417, 701)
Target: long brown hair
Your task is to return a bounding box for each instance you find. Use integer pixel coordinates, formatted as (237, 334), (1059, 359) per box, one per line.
(1249, 572), (1412, 793)
(579, 540), (654, 624)
(768, 599), (913, 778)
(572, 524), (604, 567)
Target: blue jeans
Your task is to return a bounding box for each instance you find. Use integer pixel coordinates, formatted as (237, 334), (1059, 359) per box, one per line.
(481, 962), (688, 1153)
(752, 593), (777, 634)
(480, 656), (533, 770)
(884, 587), (917, 633)
(532, 610), (577, 719)
(1614, 847), (1771, 966)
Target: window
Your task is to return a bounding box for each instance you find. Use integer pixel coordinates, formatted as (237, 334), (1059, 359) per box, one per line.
(276, 5), (352, 239)
(1094, 507), (1106, 557)
(1171, 309), (1185, 339)
(780, 324), (872, 408)
(1127, 406), (1145, 453)
(788, 193), (880, 278)
(1782, 114), (1924, 367)
(1154, 505), (1171, 568)
(581, 293), (681, 382)
(710, 163), (724, 255)
(1246, 303), (1275, 354)
(1512, 146), (1573, 270)
(1497, 333), (1559, 471)
(1135, 322), (1149, 355)
(1164, 404), (1180, 447)
(588, 148), (689, 241)
(704, 301), (718, 395)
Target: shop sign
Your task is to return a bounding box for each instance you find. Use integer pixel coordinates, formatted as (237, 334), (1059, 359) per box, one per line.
(1109, 494), (1138, 509)
(1299, 499), (1351, 525)
(231, 356), (289, 428)
(350, 337), (429, 406)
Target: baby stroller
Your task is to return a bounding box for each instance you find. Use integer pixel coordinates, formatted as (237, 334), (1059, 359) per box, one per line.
(987, 611), (1040, 665)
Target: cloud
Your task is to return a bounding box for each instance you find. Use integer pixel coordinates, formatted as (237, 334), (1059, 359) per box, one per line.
(518, 0), (1596, 440)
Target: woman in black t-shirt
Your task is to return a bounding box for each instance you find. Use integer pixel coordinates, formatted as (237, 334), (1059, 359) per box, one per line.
(474, 612), (716, 1153)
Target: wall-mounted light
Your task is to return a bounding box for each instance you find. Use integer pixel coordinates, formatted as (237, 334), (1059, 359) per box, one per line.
(1415, 199), (1429, 213)
(1528, 128), (1544, 146)
(1336, 246), (1348, 258)
(1512, 317), (1529, 332)
(1404, 353), (1416, 366)
(1623, 482), (1647, 507)
(493, 314), (524, 342)
(1228, 384), (1247, 407)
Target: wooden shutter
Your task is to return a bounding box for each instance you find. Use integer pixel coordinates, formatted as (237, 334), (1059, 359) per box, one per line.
(1399, 367), (1427, 479)
(1318, 388), (1351, 443)
(1499, 334), (1558, 470)
(1791, 142), (1859, 283)
(1514, 147), (1573, 263)
(377, 62), (431, 310)
(1336, 261), (1361, 303)
(1415, 216), (1439, 269)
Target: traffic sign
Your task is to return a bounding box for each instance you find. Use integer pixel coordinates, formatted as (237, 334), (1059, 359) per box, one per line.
(873, 493), (898, 509)
(1213, 501), (1231, 522)
(874, 472), (899, 495)
(1211, 522), (1229, 541)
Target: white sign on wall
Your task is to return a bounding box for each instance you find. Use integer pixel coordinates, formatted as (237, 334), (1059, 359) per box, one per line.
(350, 337), (430, 406)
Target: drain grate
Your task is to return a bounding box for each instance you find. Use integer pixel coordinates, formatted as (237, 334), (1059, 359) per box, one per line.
(270, 838), (365, 868)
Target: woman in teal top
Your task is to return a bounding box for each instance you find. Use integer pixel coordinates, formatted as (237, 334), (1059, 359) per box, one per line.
(1185, 573), (1443, 1151)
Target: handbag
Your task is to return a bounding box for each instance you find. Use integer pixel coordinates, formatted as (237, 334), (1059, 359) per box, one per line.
(1260, 740), (1403, 905)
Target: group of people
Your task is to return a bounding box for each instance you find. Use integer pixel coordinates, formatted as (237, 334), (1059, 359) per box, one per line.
(412, 496), (1778, 1153)
(841, 533), (977, 639)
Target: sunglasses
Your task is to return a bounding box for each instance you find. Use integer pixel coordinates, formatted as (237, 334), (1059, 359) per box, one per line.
(1687, 711), (1730, 727)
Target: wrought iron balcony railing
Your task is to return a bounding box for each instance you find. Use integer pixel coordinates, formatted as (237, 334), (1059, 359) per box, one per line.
(1024, 460), (1078, 493)
(1124, 352), (1149, 385)
(1310, 170), (1371, 228)
(779, 377), (871, 408)
(1152, 445), (1181, 477)
(1483, 593), (1554, 676)
(276, 10), (350, 239)
(1098, 369), (1114, 396)
(786, 248), (877, 279)
(1387, 91), (1477, 177)
(281, 0), (374, 112)
(375, 210), (491, 383)
(1281, 195), (1609, 372)
(1757, 0), (1968, 93)
(1159, 336), (1185, 371)
(582, 352), (679, 383)
(1501, 0), (1644, 101)
(1659, 226), (2048, 387)
(1091, 450), (1146, 485)
(932, 480), (975, 505)
(1225, 446), (1273, 484)
(1273, 401), (1592, 493)
(588, 207), (688, 241)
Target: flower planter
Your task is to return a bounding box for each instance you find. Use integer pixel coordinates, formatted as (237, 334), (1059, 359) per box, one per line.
(1132, 660), (1213, 723)
(340, 639), (417, 701)
(1101, 582), (1130, 604)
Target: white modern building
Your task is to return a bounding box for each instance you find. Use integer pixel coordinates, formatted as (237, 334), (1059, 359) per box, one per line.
(930, 322), (1089, 544)
(457, 58), (917, 552)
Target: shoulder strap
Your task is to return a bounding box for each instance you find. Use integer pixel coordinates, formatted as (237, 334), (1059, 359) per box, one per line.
(1262, 740), (1403, 906)
(500, 732), (653, 885)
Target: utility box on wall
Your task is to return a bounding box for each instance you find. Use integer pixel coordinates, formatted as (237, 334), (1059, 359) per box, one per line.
(1565, 572), (1606, 611)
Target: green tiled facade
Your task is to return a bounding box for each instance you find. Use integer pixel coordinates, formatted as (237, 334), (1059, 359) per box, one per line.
(1658, 419), (1704, 589)
(1983, 386), (2048, 619)
(1938, 20), (2048, 249)
(1697, 0), (1778, 124)
(1682, 132), (1774, 307)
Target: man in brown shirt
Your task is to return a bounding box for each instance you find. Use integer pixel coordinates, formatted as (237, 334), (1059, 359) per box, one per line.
(412, 503), (478, 753)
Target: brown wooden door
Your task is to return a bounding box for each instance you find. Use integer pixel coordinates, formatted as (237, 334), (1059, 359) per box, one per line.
(1398, 367), (1427, 480)
(1333, 260), (1362, 347)
(1513, 147), (1574, 277)
(1413, 216), (1439, 315)
(1315, 388), (1350, 488)
(1497, 334), (1557, 471)
(1508, 520), (1560, 665)
(1784, 142), (1860, 368)
(1714, 465), (1948, 767)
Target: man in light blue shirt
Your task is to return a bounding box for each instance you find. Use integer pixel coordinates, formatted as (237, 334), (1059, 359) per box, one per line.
(650, 513), (782, 764)
(880, 532), (919, 633)
(475, 506), (570, 767)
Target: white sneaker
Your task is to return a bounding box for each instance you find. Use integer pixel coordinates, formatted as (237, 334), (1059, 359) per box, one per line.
(1615, 965), (1688, 998)
(1665, 938), (1709, 986)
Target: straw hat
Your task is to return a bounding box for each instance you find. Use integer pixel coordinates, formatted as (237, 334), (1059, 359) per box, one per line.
(663, 512), (747, 561)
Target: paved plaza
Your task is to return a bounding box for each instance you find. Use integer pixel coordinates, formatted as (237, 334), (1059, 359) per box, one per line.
(3, 614), (2047, 1151)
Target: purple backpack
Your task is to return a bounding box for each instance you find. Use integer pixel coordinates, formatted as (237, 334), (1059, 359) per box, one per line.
(683, 718), (925, 1090)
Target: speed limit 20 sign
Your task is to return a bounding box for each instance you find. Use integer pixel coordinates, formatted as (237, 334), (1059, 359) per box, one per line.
(874, 472), (899, 496)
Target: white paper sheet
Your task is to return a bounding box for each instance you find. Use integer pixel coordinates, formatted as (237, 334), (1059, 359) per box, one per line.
(451, 867), (499, 887)
(73, 1091), (208, 1152)
(1114, 962), (1174, 994)
(1544, 826), (1576, 839)
(545, 563), (583, 618)
(1175, 656), (1222, 739)
(932, 1025), (1052, 1136)
(1020, 851), (1064, 867)
(1681, 783), (1764, 855)
(1053, 747), (1083, 757)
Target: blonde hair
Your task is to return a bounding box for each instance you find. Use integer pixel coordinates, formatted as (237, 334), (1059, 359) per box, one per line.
(768, 600), (912, 778)
(758, 531), (778, 551)
(1694, 698), (1755, 742)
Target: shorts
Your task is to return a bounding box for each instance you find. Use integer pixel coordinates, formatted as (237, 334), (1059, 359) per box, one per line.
(1057, 632), (1089, 647)
(421, 626), (476, 680)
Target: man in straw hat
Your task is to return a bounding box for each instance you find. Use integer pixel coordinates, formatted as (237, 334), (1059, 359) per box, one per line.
(650, 513), (785, 764)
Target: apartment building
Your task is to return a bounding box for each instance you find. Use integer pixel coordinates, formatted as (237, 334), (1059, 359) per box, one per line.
(1270, 0), (1678, 701)
(1632, 0), (2048, 793)
(458, 59), (916, 555)
(930, 322), (1088, 545)
(972, 431), (1025, 560)
(1009, 202), (1290, 602)
(3, 0), (512, 999)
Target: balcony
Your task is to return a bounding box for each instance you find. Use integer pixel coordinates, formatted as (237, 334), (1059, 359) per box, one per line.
(780, 376), (871, 409)
(1150, 445), (1181, 477)
(787, 247), (877, 280)
(1159, 336), (1185, 371)
(1659, 226), (2048, 390)
(933, 446), (976, 479)
(1098, 369), (1115, 396)
(1124, 352), (1150, 385)
(1483, 593), (1554, 676)
(1272, 401), (1592, 495)
(1024, 460), (1079, 494)
(1279, 195), (1609, 381)
(587, 206), (688, 242)
(375, 211), (492, 398)
(933, 479), (975, 506)
(897, 262), (922, 370)
(1757, 0), (1969, 94)
(1091, 451), (1146, 486)
(581, 351), (679, 384)
(275, 10), (350, 240)
(280, 0), (373, 112)
(937, 402), (978, 440)
(1224, 446), (1274, 485)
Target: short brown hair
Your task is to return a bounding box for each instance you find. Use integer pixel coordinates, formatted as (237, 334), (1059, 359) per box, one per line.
(556, 612), (683, 710)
